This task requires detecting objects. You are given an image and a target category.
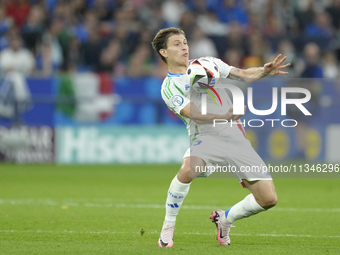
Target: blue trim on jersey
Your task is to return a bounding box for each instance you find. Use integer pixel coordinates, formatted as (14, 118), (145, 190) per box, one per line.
(225, 208), (231, 218)
(167, 59), (196, 77)
(167, 71), (183, 77)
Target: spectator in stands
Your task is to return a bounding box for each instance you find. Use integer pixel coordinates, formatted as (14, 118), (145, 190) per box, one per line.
(243, 0), (267, 15)
(113, 4), (140, 57)
(137, 0), (165, 31)
(243, 32), (269, 67)
(137, 28), (154, 45)
(279, 0), (299, 35)
(289, 42), (323, 159)
(326, 0), (340, 30)
(161, 0), (187, 27)
(223, 48), (243, 69)
(112, 1), (140, 40)
(244, 12), (262, 35)
(44, 0), (58, 13)
(304, 12), (333, 38)
(0, 34), (35, 75)
(221, 21), (248, 58)
(322, 51), (338, 79)
(300, 42), (323, 78)
(0, 34), (34, 124)
(263, 15), (285, 37)
(127, 44), (154, 77)
(99, 39), (124, 75)
(222, 47), (248, 93)
(74, 9), (98, 43)
(92, 0), (115, 22)
(185, 0), (208, 14)
(35, 20), (64, 76)
(5, 0), (30, 27)
(189, 27), (218, 59)
(114, 23), (137, 62)
(295, 0), (317, 32)
(213, 0), (248, 25)
(80, 25), (107, 71)
(51, 1), (74, 26)
(178, 11), (196, 40)
(0, 4), (13, 37)
(0, 4), (13, 51)
(35, 39), (54, 77)
(21, 5), (46, 55)
(70, 0), (88, 22)
(197, 10), (227, 37)
(0, 0), (337, 78)
(64, 36), (81, 72)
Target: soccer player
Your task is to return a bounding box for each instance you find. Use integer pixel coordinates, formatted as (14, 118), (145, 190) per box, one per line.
(151, 27), (290, 247)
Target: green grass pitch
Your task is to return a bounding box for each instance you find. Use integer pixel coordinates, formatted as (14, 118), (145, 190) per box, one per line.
(0, 164), (339, 254)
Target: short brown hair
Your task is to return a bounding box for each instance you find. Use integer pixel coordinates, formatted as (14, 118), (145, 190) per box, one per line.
(151, 27), (185, 63)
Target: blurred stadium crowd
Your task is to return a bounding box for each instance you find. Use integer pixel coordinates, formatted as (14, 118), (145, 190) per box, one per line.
(0, 0), (339, 79)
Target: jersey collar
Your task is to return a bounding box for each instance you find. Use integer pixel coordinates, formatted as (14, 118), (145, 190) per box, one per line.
(167, 71), (183, 77)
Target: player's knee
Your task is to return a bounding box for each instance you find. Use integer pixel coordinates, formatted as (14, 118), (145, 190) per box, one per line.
(177, 163), (192, 183)
(268, 194), (278, 208)
(262, 194), (278, 209)
(180, 164), (191, 176)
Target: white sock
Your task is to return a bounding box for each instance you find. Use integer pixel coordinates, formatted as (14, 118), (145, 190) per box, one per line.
(221, 194), (265, 224)
(164, 175), (191, 223)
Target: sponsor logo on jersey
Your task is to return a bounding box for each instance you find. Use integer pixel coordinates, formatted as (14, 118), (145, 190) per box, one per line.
(172, 95), (184, 106)
(193, 140), (202, 146)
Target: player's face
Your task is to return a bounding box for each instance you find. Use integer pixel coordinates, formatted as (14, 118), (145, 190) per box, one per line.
(164, 34), (189, 66)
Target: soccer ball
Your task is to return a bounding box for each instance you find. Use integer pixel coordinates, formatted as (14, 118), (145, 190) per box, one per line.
(186, 58), (220, 93)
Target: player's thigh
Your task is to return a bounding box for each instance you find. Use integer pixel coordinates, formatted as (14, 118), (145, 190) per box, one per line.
(243, 179), (277, 209)
(177, 156), (206, 183)
(178, 136), (219, 182)
(227, 135), (272, 182)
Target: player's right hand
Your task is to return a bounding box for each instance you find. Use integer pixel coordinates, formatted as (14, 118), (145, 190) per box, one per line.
(225, 106), (247, 121)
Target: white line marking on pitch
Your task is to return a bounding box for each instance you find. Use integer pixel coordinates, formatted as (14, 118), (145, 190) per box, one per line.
(0, 229), (339, 238)
(0, 199), (340, 213)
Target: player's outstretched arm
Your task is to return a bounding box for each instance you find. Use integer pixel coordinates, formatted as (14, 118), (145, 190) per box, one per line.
(227, 54), (290, 83)
(180, 103), (246, 124)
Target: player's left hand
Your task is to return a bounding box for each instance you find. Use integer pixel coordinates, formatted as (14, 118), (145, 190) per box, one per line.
(263, 54), (291, 76)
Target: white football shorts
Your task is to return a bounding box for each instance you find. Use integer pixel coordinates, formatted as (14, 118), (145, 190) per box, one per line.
(183, 134), (272, 183)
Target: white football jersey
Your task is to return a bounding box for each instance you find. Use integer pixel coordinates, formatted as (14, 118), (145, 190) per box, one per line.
(161, 57), (246, 145)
